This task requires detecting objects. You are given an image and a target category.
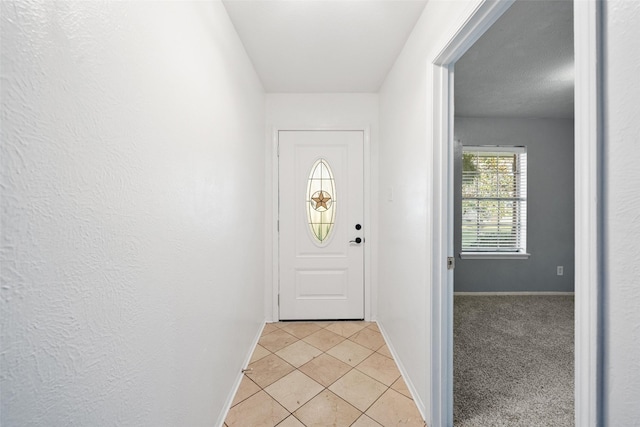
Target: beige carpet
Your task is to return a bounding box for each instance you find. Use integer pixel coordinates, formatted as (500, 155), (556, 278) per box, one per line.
(454, 295), (574, 426)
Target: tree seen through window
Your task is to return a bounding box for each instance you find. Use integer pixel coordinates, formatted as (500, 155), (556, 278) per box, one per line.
(462, 147), (527, 252)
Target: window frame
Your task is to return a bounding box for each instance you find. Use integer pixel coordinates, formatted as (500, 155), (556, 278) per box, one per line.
(460, 145), (530, 260)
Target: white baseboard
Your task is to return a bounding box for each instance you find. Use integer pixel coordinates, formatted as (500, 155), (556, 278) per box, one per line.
(215, 321), (266, 427)
(376, 321), (427, 424)
(454, 291), (575, 296)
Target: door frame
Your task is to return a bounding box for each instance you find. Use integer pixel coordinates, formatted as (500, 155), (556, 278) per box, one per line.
(271, 126), (373, 322)
(429, 1), (601, 426)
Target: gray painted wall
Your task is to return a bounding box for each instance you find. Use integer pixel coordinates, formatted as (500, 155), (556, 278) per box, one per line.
(454, 117), (575, 292)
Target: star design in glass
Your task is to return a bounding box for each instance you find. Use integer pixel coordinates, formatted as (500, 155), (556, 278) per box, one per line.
(312, 191), (332, 210)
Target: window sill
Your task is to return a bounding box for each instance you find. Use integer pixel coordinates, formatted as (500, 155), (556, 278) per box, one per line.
(460, 252), (531, 260)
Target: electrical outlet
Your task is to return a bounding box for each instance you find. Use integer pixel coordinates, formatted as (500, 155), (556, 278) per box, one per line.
(557, 266), (564, 276)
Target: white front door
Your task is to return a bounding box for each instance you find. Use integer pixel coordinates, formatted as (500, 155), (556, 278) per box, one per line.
(278, 130), (364, 320)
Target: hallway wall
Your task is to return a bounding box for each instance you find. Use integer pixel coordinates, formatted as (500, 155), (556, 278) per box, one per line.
(602, 0), (640, 424)
(0, 2), (265, 426)
(377, 0), (482, 421)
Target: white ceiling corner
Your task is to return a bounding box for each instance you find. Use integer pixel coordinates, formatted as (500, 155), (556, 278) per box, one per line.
(222, 0), (428, 93)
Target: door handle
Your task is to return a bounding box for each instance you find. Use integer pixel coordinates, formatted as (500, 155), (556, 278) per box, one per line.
(350, 237), (363, 244)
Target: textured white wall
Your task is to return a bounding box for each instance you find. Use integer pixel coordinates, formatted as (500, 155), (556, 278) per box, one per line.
(0, 1), (265, 426)
(602, 0), (640, 424)
(377, 0), (480, 421)
(265, 94), (379, 321)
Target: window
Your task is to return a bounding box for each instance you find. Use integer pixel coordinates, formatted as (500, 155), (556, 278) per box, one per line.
(306, 158), (336, 243)
(461, 146), (528, 258)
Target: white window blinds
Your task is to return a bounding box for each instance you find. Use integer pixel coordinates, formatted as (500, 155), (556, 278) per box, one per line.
(462, 146), (527, 253)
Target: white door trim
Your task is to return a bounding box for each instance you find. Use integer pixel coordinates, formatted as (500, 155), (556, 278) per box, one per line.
(271, 125), (373, 322)
(573, 1), (602, 424)
(429, 1), (601, 426)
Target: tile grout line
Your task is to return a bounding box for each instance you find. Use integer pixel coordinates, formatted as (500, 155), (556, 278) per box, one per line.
(240, 321), (398, 398)
(227, 321), (416, 426)
(262, 321), (351, 426)
(299, 323), (400, 421)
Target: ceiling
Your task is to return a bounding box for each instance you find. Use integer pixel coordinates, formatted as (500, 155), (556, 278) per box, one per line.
(455, 0), (574, 119)
(222, 0), (428, 93)
(222, 0), (574, 119)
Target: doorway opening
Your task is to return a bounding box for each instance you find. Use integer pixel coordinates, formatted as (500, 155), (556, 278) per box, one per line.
(271, 127), (373, 322)
(430, 0), (600, 426)
(452, 1), (575, 424)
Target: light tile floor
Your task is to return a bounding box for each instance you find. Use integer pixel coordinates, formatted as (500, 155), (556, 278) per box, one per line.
(225, 321), (425, 427)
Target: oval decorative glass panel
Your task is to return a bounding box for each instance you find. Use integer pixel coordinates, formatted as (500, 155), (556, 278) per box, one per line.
(306, 159), (336, 243)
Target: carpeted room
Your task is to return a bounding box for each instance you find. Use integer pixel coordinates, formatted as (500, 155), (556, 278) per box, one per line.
(452, 0), (575, 425)
(453, 295), (574, 426)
